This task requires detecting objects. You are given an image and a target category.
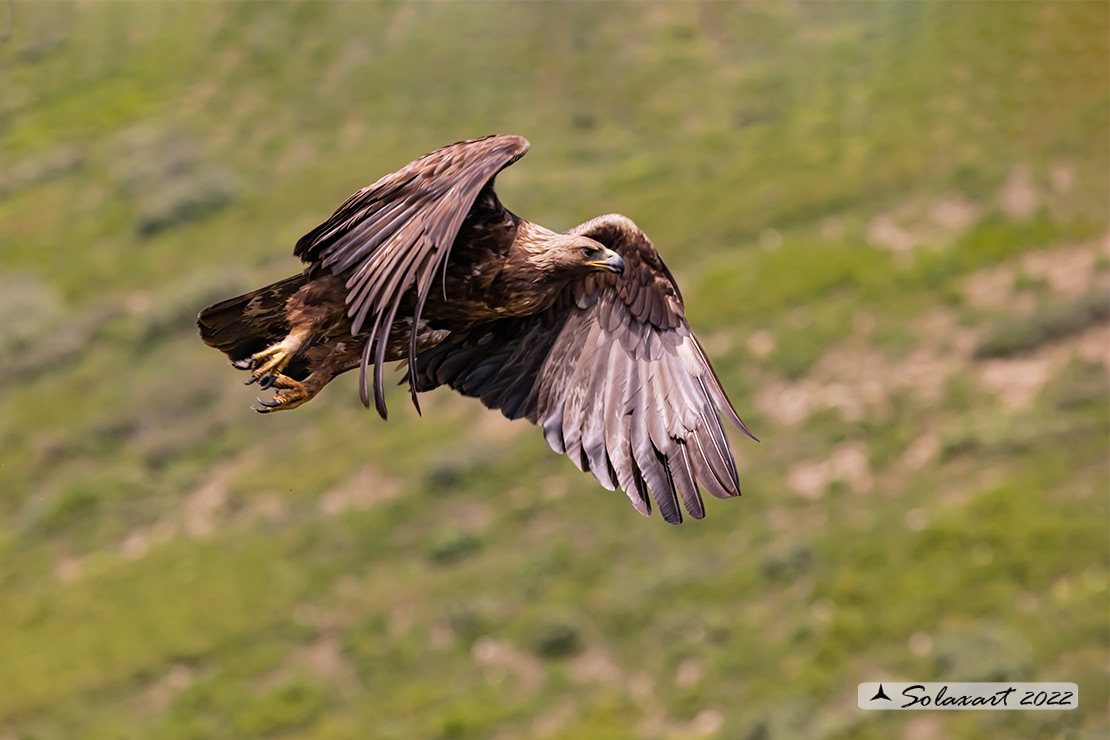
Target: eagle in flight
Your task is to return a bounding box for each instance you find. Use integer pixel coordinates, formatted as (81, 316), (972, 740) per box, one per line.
(198, 135), (756, 524)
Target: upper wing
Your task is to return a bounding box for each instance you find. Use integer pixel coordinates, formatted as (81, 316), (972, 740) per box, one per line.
(412, 214), (756, 524)
(294, 134), (530, 417)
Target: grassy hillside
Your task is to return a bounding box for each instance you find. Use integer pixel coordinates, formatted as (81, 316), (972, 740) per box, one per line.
(1, 2), (1107, 739)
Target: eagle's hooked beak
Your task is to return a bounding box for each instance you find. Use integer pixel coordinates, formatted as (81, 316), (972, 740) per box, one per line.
(589, 248), (625, 275)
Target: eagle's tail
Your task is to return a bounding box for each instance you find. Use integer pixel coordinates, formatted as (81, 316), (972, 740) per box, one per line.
(197, 273), (308, 372)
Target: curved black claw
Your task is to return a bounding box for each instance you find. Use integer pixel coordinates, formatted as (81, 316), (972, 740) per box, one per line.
(256, 396), (282, 409)
(244, 375), (259, 386)
(258, 374), (276, 390)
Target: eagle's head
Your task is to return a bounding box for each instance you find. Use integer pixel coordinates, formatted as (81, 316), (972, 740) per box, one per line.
(524, 228), (625, 278)
(565, 235), (626, 276)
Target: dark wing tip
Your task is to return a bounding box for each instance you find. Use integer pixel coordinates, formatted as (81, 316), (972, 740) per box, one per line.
(738, 422), (760, 444)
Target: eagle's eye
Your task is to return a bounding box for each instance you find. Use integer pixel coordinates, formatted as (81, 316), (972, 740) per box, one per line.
(580, 247), (595, 259)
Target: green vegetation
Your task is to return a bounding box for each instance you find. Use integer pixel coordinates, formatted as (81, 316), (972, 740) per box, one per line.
(1, 2), (1107, 738)
(975, 290), (1109, 359)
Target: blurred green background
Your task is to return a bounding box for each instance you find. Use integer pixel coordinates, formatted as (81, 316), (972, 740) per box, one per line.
(1, 2), (1107, 739)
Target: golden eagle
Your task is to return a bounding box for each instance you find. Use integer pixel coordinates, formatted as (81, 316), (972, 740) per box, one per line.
(198, 135), (756, 523)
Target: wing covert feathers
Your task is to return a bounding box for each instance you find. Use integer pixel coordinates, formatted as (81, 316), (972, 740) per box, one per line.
(413, 214), (755, 524)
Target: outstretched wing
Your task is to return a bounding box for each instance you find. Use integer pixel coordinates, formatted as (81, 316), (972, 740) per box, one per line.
(294, 134), (530, 417)
(412, 214), (756, 524)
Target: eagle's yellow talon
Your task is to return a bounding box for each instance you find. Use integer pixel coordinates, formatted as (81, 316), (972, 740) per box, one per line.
(252, 374), (309, 414)
(251, 346), (290, 380)
(248, 334), (307, 386)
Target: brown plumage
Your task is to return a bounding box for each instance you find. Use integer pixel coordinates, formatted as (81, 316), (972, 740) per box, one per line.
(198, 135), (756, 523)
